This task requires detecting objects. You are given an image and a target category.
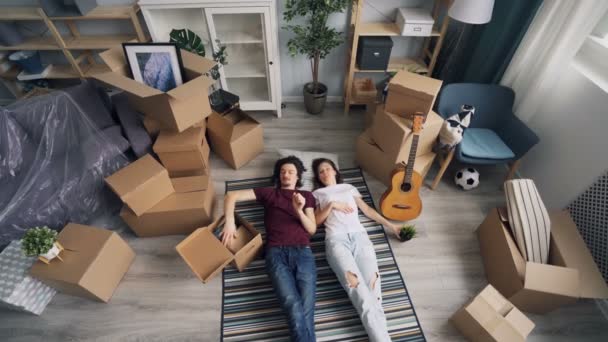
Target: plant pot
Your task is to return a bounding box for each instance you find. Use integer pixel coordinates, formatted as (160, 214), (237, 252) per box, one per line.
(399, 227), (416, 242)
(9, 50), (45, 74)
(39, 242), (61, 261)
(303, 82), (328, 115)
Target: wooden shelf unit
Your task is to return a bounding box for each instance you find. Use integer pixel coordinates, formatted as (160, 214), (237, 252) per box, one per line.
(0, 5), (145, 83)
(343, 0), (450, 114)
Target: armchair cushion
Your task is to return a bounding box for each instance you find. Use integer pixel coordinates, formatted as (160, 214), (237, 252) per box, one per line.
(461, 128), (515, 160)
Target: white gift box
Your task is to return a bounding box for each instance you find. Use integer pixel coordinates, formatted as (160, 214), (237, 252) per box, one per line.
(396, 8), (435, 37)
(0, 240), (56, 315)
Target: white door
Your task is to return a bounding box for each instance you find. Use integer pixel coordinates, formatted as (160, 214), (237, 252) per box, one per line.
(205, 7), (277, 111)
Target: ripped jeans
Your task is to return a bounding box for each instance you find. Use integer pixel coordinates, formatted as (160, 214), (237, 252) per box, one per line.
(325, 232), (391, 342)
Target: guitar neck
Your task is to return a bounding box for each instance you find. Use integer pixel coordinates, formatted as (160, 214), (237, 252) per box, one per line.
(403, 134), (420, 184)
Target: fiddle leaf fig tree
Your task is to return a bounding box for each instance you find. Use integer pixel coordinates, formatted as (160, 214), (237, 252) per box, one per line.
(283, 0), (352, 94)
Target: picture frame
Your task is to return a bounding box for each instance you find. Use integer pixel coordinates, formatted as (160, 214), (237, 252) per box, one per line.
(122, 42), (184, 92)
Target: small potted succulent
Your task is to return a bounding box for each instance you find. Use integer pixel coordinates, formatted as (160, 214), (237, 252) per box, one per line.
(21, 226), (61, 262)
(399, 224), (417, 242)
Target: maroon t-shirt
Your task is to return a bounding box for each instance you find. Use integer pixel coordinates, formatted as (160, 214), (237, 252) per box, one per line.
(254, 187), (316, 247)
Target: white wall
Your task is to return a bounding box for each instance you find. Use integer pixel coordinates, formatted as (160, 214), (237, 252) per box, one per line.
(519, 64), (608, 209)
(1, 0), (429, 100)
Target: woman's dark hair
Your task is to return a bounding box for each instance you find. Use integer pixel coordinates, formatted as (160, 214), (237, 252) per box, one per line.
(312, 158), (343, 189)
(272, 155), (306, 188)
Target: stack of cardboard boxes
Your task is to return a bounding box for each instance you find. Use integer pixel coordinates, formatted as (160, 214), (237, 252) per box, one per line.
(93, 44), (218, 238)
(105, 155), (215, 237)
(356, 71), (444, 186)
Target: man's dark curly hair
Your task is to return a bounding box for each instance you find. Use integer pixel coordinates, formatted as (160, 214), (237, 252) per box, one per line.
(312, 158), (343, 190)
(271, 155), (306, 188)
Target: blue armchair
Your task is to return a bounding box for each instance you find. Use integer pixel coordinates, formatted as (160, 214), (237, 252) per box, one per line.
(430, 83), (539, 189)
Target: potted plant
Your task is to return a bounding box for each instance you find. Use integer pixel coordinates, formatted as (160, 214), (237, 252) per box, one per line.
(283, 0), (352, 114)
(169, 29), (230, 107)
(398, 224), (417, 242)
(21, 226), (61, 261)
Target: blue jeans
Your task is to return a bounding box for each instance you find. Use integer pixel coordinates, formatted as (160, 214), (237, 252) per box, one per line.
(326, 232), (391, 342)
(266, 246), (317, 342)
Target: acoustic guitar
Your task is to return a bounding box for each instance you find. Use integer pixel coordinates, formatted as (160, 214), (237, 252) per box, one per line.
(379, 112), (425, 221)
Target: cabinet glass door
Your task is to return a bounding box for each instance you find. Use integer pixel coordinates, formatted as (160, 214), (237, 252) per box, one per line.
(144, 8), (213, 58)
(205, 7), (275, 109)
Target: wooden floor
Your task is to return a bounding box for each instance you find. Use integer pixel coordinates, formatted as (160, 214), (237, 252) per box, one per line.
(0, 103), (607, 341)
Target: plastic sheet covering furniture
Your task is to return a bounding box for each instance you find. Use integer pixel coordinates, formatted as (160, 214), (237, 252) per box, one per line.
(0, 81), (130, 248)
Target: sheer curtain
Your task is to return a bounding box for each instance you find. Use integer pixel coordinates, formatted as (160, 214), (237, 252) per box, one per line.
(500, 0), (608, 122)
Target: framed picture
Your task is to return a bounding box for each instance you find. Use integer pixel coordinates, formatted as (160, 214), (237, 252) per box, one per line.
(122, 43), (184, 92)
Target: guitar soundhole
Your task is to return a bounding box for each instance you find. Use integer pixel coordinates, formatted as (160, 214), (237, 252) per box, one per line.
(400, 183), (412, 192)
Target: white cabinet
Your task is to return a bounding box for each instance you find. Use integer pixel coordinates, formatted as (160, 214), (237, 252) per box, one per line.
(139, 0), (282, 117)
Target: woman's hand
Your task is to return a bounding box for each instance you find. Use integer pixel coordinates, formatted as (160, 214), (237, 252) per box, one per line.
(390, 223), (401, 239)
(332, 201), (355, 214)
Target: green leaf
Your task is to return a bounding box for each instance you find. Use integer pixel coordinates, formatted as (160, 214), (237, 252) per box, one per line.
(170, 29), (206, 57)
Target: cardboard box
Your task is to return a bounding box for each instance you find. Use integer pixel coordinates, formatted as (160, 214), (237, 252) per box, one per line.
(120, 175), (215, 237)
(352, 78), (377, 102)
(105, 154), (174, 216)
(207, 108), (263, 169)
(30, 223), (135, 303)
(145, 117), (205, 139)
(94, 46), (216, 132)
(477, 208), (608, 314)
(365, 102), (378, 129)
(153, 124), (210, 177)
(143, 116), (162, 138)
(356, 129), (435, 186)
(385, 70), (442, 118)
(371, 105), (443, 160)
(450, 285), (535, 342)
(176, 215), (263, 283)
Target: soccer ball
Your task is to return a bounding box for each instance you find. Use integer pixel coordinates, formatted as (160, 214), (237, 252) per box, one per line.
(455, 167), (480, 190)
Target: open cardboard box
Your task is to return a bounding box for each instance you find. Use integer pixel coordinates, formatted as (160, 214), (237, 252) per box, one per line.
(371, 104), (443, 161)
(477, 208), (608, 314)
(207, 108), (263, 169)
(385, 70), (442, 119)
(120, 175), (215, 237)
(356, 129), (435, 186)
(105, 154), (174, 216)
(451, 284), (535, 342)
(153, 124), (210, 177)
(30, 223), (135, 303)
(93, 46), (216, 132)
(176, 215), (263, 283)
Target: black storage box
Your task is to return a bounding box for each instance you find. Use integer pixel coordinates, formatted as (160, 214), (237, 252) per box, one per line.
(356, 36), (393, 70)
(209, 89), (240, 115)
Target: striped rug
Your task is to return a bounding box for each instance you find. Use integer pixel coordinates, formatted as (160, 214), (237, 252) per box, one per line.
(222, 168), (426, 342)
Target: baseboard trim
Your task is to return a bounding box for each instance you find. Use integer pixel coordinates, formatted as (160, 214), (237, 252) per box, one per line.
(282, 96), (343, 103)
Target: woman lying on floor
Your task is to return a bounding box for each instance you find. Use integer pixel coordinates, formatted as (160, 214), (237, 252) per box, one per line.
(311, 158), (401, 342)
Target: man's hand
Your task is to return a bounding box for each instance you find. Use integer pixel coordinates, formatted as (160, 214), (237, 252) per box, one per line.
(221, 219), (237, 246)
(332, 201), (355, 214)
(292, 192), (305, 212)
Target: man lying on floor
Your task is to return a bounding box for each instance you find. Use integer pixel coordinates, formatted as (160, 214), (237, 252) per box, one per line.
(221, 156), (317, 342)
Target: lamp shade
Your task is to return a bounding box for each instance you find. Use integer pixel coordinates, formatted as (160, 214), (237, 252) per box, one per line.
(448, 0), (495, 24)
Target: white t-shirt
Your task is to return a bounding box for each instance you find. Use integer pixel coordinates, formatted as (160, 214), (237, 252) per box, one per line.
(313, 183), (366, 238)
